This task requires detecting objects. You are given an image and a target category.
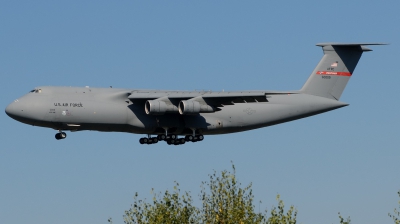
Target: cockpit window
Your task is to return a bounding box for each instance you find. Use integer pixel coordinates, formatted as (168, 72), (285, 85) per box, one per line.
(30, 89), (42, 93)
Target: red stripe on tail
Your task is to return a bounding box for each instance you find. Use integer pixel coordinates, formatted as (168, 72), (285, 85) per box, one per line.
(316, 71), (352, 76)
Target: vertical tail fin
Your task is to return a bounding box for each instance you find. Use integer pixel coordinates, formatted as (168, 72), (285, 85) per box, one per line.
(301, 43), (384, 100)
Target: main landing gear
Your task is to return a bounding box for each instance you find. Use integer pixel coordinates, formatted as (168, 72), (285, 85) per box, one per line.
(139, 135), (159, 144)
(139, 134), (204, 145)
(55, 131), (67, 140)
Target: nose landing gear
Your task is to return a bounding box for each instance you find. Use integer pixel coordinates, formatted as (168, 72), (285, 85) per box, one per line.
(55, 131), (67, 140)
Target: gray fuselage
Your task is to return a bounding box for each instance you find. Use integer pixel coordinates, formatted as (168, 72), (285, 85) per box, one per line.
(5, 86), (347, 136)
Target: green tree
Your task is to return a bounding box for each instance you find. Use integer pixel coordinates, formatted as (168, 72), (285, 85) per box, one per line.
(199, 164), (297, 224)
(389, 191), (400, 224)
(266, 195), (297, 224)
(338, 212), (351, 224)
(116, 164), (298, 224)
(199, 164), (265, 223)
(122, 182), (199, 224)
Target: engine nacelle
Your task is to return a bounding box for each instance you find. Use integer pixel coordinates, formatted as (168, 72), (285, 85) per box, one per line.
(145, 100), (168, 115)
(145, 100), (179, 115)
(178, 100), (214, 115)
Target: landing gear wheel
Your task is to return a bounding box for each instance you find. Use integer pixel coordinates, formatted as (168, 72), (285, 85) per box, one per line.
(151, 137), (158, 143)
(197, 135), (204, 141)
(158, 134), (166, 141)
(169, 134), (177, 140)
(185, 135), (194, 141)
(179, 138), (186, 144)
(55, 132), (67, 140)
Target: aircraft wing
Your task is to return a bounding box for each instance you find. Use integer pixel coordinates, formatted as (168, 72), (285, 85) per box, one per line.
(128, 90), (296, 106)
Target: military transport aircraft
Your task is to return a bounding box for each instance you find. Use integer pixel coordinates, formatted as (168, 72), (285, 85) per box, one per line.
(5, 43), (384, 145)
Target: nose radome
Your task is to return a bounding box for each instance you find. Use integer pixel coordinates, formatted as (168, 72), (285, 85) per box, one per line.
(5, 102), (14, 117)
(6, 98), (42, 126)
(5, 100), (20, 120)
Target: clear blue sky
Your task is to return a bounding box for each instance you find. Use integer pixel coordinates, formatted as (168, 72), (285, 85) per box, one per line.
(1, 1), (399, 223)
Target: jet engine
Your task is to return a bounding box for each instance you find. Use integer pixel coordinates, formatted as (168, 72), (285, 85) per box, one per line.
(178, 100), (214, 115)
(145, 100), (170, 115)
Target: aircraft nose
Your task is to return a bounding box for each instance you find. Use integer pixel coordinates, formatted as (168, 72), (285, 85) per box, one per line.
(6, 97), (43, 126)
(5, 100), (22, 120)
